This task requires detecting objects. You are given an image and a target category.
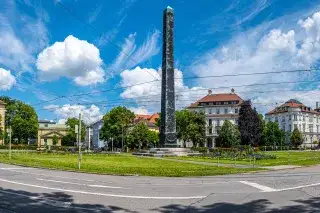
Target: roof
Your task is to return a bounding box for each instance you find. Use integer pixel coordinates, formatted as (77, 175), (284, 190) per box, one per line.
(135, 113), (159, 124)
(266, 99), (319, 115)
(38, 120), (56, 124)
(187, 92), (243, 108)
(198, 93), (243, 103)
(148, 113), (159, 123)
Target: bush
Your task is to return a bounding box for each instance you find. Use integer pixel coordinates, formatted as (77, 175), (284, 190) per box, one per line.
(191, 147), (208, 153)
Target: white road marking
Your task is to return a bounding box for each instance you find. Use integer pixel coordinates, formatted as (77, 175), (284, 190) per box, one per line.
(0, 178), (205, 200)
(36, 178), (128, 189)
(278, 182), (320, 192)
(239, 181), (277, 192)
(89, 184), (124, 189)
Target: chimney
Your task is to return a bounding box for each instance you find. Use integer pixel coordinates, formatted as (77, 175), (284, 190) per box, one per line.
(316, 102), (319, 109)
(231, 88), (235, 94)
(208, 90), (212, 95)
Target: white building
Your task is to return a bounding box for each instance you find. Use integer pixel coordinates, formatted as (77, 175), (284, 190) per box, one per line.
(188, 89), (243, 148)
(87, 120), (105, 148)
(265, 99), (320, 147)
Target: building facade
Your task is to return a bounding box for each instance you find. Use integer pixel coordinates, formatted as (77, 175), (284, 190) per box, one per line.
(37, 120), (68, 146)
(188, 89), (243, 148)
(0, 100), (5, 145)
(265, 99), (320, 147)
(88, 120), (105, 148)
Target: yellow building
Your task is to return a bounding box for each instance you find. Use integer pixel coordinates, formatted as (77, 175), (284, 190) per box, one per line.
(0, 100), (5, 145)
(37, 120), (68, 146)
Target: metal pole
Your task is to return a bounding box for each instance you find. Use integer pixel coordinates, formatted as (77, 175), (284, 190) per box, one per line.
(112, 137), (114, 152)
(88, 128), (91, 151)
(9, 126), (11, 160)
(78, 113), (82, 170)
(122, 125), (124, 152)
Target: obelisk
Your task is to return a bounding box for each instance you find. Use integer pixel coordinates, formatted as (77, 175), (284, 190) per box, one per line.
(160, 6), (177, 147)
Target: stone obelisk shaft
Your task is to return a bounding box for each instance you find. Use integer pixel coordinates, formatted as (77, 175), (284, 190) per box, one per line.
(160, 6), (177, 147)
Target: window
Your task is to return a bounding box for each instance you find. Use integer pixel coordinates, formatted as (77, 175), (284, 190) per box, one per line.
(309, 116), (313, 122)
(303, 116), (305, 121)
(289, 125), (292, 132)
(299, 124), (301, 131)
(209, 128), (212, 134)
(282, 116), (285, 122)
(303, 124), (306, 132)
(288, 115), (291, 120)
(208, 109), (212, 114)
(44, 124), (48, 127)
(224, 102), (228, 105)
(294, 124), (298, 129)
(44, 139), (47, 145)
(294, 115), (297, 121)
(275, 117), (278, 123)
(208, 119), (212, 126)
(282, 125), (285, 131)
(217, 119), (220, 126)
(224, 108), (228, 114)
(235, 119), (239, 125)
(317, 125), (319, 133)
(235, 108), (238, 114)
(216, 109), (220, 114)
(309, 124), (313, 133)
(317, 116), (319, 123)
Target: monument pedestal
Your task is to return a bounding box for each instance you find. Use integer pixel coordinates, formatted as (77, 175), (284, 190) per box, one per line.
(132, 148), (199, 157)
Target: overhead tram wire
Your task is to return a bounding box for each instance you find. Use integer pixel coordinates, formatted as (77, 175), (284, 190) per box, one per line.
(53, 0), (159, 81)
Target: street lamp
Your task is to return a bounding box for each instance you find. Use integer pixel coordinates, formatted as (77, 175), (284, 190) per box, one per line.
(6, 126), (12, 160)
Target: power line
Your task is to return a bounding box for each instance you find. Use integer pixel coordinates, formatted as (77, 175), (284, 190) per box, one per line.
(53, 0), (159, 81)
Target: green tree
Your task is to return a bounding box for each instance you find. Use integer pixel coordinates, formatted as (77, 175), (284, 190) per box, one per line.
(217, 120), (240, 148)
(262, 122), (285, 147)
(61, 134), (75, 146)
(128, 122), (149, 149)
(238, 100), (262, 146)
(147, 130), (159, 147)
(65, 118), (86, 140)
(290, 128), (303, 147)
(100, 106), (135, 148)
(0, 96), (38, 144)
(52, 135), (58, 146)
(156, 110), (206, 147)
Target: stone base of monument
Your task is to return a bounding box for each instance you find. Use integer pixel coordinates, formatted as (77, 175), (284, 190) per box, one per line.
(132, 148), (200, 157)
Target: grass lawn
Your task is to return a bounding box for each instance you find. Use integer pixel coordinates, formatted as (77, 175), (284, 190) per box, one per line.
(168, 151), (320, 167)
(0, 152), (261, 177)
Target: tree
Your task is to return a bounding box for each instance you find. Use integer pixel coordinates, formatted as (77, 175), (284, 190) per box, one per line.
(291, 128), (303, 147)
(52, 135), (58, 146)
(262, 122), (285, 147)
(217, 120), (240, 148)
(100, 106), (135, 148)
(65, 118), (86, 141)
(238, 100), (262, 146)
(0, 96), (38, 144)
(127, 122), (149, 149)
(147, 130), (159, 147)
(156, 110), (206, 147)
(61, 134), (75, 146)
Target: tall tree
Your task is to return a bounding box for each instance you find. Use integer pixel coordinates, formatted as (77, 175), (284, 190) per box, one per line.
(0, 96), (38, 144)
(238, 100), (262, 146)
(156, 110), (206, 147)
(217, 120), (240, 148)
(52, 135), (58, 146)
(291, 127), (303, 147)
(100, 106), (135, 148)
(262, 122), (285, 147)
(127, 122), (149, 149)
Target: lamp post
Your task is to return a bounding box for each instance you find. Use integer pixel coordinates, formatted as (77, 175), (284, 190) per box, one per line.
(7, 126), (12, 160)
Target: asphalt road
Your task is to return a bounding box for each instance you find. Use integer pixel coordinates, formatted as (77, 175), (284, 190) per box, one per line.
(0, 163), (319, 213)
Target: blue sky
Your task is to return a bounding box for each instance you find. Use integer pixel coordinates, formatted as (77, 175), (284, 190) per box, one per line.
(1, 0), (320, 124)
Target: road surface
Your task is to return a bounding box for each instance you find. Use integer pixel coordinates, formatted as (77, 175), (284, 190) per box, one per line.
(0, 163), (319, 212)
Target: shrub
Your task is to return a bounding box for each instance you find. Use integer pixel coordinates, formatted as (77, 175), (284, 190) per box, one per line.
(191, 147), (208, 154)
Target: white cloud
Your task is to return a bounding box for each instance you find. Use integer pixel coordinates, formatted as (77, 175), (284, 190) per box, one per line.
(189, 10), (320, 114)
(43, 104), (59, 110)
(36, 35), (105, 86)
(0, 68), (16, 90)
(110, 30), (160, 73)
(52, 104), (103, 125)
(129, 107), (149, 115)
(120, 67), (207, 112)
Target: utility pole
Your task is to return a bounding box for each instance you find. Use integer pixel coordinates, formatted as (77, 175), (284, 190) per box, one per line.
(8, 126), (11, 160)
(111, 137), (113, 152)
(78, 113), (82, 170)
(121, 125), (124, 152)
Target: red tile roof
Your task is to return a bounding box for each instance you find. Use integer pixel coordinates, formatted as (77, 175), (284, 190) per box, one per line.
(266, 99), (319, 115)
(187, 93), (243, 108)
(135, 113), (159, 124)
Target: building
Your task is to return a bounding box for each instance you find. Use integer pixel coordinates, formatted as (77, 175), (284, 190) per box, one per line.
(265, 99), (320, 147)
(187, 89), (243, 148)
(134, 113), (159, 132)
(88, 119), (105, 148)
(37, 120), (68, 146)
(0, 100), (5, 145)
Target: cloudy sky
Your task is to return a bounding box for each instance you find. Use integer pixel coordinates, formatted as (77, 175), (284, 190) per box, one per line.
(1, 0), (320, 124)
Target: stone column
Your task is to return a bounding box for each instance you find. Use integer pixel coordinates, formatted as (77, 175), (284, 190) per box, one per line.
(160, 6), (177, 147)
